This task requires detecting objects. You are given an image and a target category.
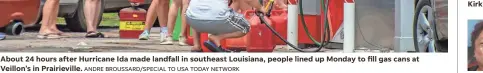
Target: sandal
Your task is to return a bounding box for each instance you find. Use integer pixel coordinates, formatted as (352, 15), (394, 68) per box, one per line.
(191, 45), (203, 52)
(57, 33), (71, 38)
(86, 31), (105, 38)
(203, 41), (231, 52)
(37, 33), (61, 39)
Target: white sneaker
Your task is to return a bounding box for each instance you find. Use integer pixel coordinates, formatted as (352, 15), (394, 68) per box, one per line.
(160, 37), (174, 45)
(178, 36), (188, 46)
(159, 32), (166, 42)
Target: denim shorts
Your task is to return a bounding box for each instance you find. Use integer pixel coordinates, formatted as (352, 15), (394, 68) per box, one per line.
(186, 9), (250, 35)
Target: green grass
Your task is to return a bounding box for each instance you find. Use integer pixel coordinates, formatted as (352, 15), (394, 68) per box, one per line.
(56, 13), (120, 26)
(100, 13), (119, 26)
(56, 18), (66, 25)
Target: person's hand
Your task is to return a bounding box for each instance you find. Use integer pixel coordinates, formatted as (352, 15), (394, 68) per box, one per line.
(255, 6), (267, 15)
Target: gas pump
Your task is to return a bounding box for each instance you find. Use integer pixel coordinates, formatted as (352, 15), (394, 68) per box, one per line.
(225, 0), (442, 53)
(193, 0), (349, 52)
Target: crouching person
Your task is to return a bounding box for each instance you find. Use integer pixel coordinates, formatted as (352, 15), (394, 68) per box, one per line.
(185, 0), (265, 52)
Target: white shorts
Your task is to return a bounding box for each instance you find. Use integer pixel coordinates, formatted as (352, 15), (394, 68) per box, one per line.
(186, 9), (250, 35)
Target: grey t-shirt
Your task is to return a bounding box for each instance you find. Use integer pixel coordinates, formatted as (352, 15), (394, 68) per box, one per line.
(186, 0), (231, 20)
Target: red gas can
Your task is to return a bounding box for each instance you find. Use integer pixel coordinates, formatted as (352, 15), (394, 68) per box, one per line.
(119, 7), (147, 39)
(246, 15), (275, 52)
(269, 10), (288, 45)
(225, 33), (248, 51)
(185, 29), (194, 46)
(225, 11), (275, 52)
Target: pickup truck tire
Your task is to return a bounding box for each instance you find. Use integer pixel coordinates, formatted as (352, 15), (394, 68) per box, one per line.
(413, 0), (441, 52)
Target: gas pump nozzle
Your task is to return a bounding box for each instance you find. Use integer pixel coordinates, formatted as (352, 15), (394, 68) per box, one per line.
(265, 0), (274, 17)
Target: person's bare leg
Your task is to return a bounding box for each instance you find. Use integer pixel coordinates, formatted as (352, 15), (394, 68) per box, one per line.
(49, 1), (62, 34)
(179, 0), (189, 37)
(192, 30), (201, 51)
(143, 0), (159, 31)
(157, 0), (171, 44)
(178, 0), (189, 45)
(157, 0), (169, 27)
(230, 0), (240, 11)
(209, 31), (246, 47)
(91, 0), (102, 31)
(276, 0), (287, 10)
(160, 0), (181, 44)
(239, 0), (251, 13)
(139, 0), (160, 40)
(167, 0), (182, 37)
(40, 0), (60, 35)
(84, 0), (101, 32)
(93, 1), (101, 29)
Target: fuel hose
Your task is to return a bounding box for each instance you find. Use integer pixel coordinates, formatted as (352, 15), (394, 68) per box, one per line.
(252, 0), (327, 52)
(298, 0), (332, 47)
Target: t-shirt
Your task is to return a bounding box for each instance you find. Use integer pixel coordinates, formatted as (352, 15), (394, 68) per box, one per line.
(186, 0), (231, 20)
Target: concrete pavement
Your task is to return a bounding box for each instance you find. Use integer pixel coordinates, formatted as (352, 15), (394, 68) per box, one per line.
(0, 27), (391, 53)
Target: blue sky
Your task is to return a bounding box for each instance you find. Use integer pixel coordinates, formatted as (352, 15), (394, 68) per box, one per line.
(469, 20), (479, 47)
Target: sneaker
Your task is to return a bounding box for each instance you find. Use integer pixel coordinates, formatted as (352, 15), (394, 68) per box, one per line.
(160, 27), (168, 42)
(159, 32), (166, 42)
(138, 30), (150, 40)
(178, 36), (188, 46)
(160, 36), (174, 45)
(0, 33), (5, 40)
(203, 41), (230, 52)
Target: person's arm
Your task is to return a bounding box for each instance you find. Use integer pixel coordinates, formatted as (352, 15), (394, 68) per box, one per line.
(275, 0), (287, 10)
(243, 0), (266, 13)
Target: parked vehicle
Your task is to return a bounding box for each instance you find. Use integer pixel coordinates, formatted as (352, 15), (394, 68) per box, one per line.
(36, 0), (152, 32)
(413, 0), (448, 52)
(0, 0), (41, 35)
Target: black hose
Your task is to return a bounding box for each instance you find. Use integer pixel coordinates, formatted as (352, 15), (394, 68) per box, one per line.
(322, 0), (331, 46)
(297, 0), (330, 51)
(299, 0), (321, 46)
(255, 12), (307, 52)
(251, 0), (326, 52)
